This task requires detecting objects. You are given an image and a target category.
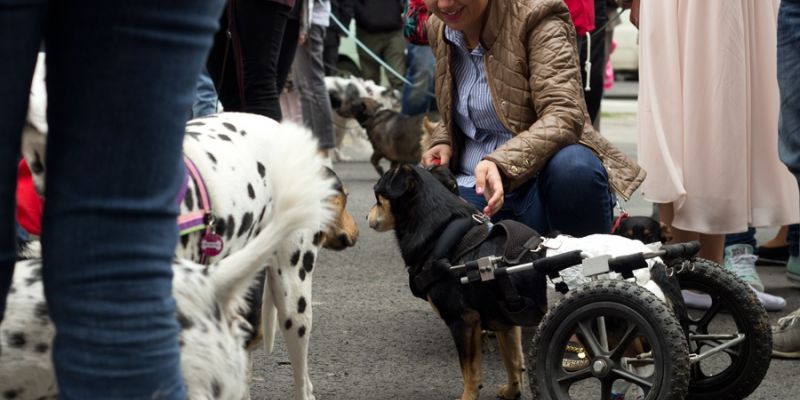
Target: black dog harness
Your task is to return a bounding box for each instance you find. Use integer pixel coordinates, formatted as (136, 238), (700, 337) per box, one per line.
(409, 216), (545, 326)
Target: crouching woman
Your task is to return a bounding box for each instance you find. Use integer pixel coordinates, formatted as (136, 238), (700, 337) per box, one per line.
(421, 0), (644, 237)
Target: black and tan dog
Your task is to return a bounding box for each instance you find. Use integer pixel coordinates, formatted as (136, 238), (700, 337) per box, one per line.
(613, 215), (672, 244)
(337, 97), (439, 176)
(368, 163), (547, 400)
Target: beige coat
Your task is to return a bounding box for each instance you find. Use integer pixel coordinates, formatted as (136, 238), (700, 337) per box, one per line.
(426, 0), (645, 199)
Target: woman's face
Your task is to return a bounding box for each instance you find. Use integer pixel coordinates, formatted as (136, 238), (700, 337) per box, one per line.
(424, 0), (490, 35)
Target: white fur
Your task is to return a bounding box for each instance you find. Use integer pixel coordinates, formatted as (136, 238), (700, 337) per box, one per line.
(545, 234), (666, 301)
(5, 116), (334, 399)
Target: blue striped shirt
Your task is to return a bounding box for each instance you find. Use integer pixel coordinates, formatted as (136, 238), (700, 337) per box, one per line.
(445, 26), (514, 187)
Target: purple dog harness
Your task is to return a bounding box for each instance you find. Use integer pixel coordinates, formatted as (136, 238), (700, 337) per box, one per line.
(177, 155), (223, 264)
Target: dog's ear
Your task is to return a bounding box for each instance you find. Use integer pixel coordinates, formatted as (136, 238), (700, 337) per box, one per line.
(374, 164), (417, 200)
(345, 82), (361, 102)
(426, 164), (458, 195)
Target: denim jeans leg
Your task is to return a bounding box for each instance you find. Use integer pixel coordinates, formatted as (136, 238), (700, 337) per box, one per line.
(0, 0), (47, 323)
(401, 44), (436, 116)
(788, 224), (800, 258)
(533, 144), (614, 236)
(725, 228), (757, 248)
(35, 1), (224, 398)
(192, 67), (219, 118)
(778, 0), (800, 185)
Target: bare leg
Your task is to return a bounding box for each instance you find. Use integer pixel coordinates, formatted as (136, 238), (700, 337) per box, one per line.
(658, 203), (723, 263)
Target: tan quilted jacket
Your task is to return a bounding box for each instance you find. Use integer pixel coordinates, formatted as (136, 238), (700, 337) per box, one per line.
(426, 0), (645, 200)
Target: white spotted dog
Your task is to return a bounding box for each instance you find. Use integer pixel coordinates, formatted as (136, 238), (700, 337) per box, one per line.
(19, 113), (358, 400)
(20, 54), (358, 399)
(2, 124), (336, 400)
(177, 113), (358, 400)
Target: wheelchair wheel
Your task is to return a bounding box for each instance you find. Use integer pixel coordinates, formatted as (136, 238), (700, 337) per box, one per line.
(674, 258), (771, 399)
(529, 280), (689, 400)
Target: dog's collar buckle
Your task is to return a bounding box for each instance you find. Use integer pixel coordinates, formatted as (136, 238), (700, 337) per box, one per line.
(471, 213), (492, 226)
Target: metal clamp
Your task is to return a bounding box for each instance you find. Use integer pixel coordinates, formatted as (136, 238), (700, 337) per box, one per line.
(581, 255), (612, 278)
(478, 257), (496, 282)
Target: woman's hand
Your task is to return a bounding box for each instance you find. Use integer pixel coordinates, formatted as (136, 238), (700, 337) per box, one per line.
(421, 144), (452, 167)
(474, 160), (504, 216)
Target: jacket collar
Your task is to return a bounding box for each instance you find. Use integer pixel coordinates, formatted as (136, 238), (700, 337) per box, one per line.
(480, 0), (507, 50)
(434, 0), (507, 51)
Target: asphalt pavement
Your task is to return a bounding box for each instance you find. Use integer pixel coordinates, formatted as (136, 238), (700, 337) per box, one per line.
(249, 100), (800, 399)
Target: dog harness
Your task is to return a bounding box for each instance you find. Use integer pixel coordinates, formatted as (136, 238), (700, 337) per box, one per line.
(177, 155), (223, 264)
(410, 216), (546, 326)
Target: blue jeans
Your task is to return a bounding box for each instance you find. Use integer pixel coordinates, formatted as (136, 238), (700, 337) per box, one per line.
(458, 144), (615, 237)
(0, 1), (223, 398)
(778, 0), (800, 187)
(192, 67), (219, 118)
(401, 44), (437, 116)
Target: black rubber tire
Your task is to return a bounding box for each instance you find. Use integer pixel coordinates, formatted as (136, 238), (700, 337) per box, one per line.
(529, 280), (689, 400)
(674, 258), (772, 399)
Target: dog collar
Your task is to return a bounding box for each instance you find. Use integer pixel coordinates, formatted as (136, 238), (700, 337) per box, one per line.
(177, 155), (223, 264)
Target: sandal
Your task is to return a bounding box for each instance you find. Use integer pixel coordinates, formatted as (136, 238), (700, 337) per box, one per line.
(562, 341), (590, 371)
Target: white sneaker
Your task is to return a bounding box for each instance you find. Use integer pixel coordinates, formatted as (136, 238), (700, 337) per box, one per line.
(724, 244), (764, 292)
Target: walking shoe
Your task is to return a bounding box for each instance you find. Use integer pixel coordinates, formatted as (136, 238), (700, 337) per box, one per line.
(561, 341), (590, 371)
(724, 244), (765, 292)
(681, 290), (712, 309)
(787, 255), (800, 284)
(750, 287), (786, 312)
(756, 244), (789, 266)
(772, 308), (800, 358)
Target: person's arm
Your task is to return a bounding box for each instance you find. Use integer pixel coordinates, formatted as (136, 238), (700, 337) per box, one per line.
(483, 8), (584, 189)
(629, 0), (640, 28)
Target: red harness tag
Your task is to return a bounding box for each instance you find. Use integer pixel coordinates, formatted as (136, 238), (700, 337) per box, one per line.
(610, 212), (629, 234)
(200, 232), (224, 257)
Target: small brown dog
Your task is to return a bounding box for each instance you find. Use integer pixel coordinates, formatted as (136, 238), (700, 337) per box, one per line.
(337, 97), (439, 175)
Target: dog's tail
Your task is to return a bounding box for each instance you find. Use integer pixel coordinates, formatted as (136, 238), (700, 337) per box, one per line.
(209, 121), (336, 309)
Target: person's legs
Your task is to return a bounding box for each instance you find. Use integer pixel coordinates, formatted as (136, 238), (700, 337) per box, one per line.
(401, 44), (436, 116)
(0, 0), (48, 322)
(356, 27), (383, 85)
(382, 30), (408, 92)
(778, 0), (800, 285)
(294, 24), (335, 152)
(192, 67), (219, 118)
(277, 18), (301, 96)
(323, 27), (340, 76)
(778, 0), (800, 186)
(725, 228), (757, 248)
(233, 0), (289, 119)
(527, 144), (614, 237)
(41, 0), (223, 398)
(461, 146), (614, 237)
(584, 0), (607, 124)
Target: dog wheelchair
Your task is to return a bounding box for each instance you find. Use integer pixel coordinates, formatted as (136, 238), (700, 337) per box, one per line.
(449, 239), (772, 400)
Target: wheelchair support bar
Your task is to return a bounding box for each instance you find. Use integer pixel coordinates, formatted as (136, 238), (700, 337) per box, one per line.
(649, 241), (701, 260)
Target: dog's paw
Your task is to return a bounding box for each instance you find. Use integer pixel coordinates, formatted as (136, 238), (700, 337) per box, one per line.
(496, 384), (521, 400)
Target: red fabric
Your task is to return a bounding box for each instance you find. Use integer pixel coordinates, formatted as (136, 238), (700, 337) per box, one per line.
(16, 159), (43, 236)
(563, 0), (595, 36)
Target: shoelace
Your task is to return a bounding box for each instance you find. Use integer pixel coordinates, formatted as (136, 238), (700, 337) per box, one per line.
(726, 254), (759, 277)
(777, 309), (800, 328)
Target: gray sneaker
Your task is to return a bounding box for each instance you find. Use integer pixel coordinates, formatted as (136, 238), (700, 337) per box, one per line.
(773, 308), (800, 359)
(724, 244), (764, 292)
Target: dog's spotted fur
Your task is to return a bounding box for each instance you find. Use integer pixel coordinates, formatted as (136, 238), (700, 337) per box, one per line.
(3, 119), (336, 399)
